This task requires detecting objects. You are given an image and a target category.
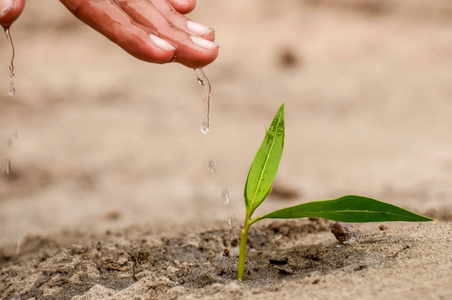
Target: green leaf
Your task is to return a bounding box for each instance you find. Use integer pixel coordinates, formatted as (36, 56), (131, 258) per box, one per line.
(253, 195), (433, 223)
(244, 104), (285, 215)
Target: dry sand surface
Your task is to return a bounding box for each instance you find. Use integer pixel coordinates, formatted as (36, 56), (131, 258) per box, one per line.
(1, 0), (452, 299)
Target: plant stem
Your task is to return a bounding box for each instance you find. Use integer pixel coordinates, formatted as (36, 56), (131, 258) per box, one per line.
(237, 215), (251, 281)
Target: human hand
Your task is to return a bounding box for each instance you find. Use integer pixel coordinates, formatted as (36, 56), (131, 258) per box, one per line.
(0, 0), (219, 68)
(61, 0), (219, 68)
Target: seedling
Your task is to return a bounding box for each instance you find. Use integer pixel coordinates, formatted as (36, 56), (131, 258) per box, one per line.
(237, 103), (433, 281)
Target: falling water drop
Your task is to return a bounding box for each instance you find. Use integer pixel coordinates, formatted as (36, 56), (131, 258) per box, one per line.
(207, 159), (216, 174)
(200, 122), (210, 134)
(221, 188), (230, 205)
(2, 159), (11, 174)
(6, 131), (18, 148)
(227, 217), (232, 227)
(194, 68), (211, 134)
(4, 27), (16, 96)
(9, 82), (15, 96)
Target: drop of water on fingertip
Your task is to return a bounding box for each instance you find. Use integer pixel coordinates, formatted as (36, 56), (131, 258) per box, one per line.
(222, 188), (230, 205)
(207, 159), (216, 174)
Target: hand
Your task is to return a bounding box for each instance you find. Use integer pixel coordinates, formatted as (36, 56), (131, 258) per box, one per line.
(60, 0), (219, 68)
(0, 0), (219, 68)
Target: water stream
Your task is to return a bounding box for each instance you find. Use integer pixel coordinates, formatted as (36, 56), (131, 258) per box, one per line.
(3, 27), (15, 96)
(194, 68), (211, 134)
(194, 68), (234, 231)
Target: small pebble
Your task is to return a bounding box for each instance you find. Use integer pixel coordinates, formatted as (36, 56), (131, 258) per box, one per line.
(379, 224), (388, 231)
(331, 222), (358, 245)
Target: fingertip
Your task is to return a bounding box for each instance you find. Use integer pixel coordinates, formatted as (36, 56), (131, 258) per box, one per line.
(175, 43), (219, 68)
(150, 34), (177, 51)
(189, 36), (218, 50)
(121, 33), (176, 64)
(201, 29), (215, 42)
(186, 20), (215, 41)
(0, 0), (25, 28)
(0, 0), (13, 16)
(144, 34), (177, 63)
(168, 0), (196, 15)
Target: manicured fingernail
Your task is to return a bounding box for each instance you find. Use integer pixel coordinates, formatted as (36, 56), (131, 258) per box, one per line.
(150, 34), (176, 51)
(187, 20), (213, 36)
(190, 36), (218, 50)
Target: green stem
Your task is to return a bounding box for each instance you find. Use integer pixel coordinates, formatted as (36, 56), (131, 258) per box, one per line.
(237, 215), (251, 281)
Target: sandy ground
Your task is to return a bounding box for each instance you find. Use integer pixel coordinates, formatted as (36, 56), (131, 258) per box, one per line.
(1, 0), (452, 299)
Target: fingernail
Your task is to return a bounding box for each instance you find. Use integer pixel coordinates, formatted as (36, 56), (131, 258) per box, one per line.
(150, 34), (176, 51)
(190, 36), (218, 50)
(187, 20), (213, 36)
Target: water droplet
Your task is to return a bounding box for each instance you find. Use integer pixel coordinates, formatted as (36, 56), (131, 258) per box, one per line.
(227, 217), (232, 227)
(195, 68), (211, 134)
(207, 159), (216, 174)
(9, 82), (15, 96)
(200, 121), (210, 134)
(2, 159), (11, 174)
(6, 131), (18, 148)
(274, 233), (282, 240)
(4, 27), (16, 97)
(222, 188), (230, 205)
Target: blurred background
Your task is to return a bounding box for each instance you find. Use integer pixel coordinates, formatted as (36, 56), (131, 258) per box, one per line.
(1, 0), (452, 246)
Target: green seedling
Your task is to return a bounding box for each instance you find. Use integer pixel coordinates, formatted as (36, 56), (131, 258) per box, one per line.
(237, 103), (433, 281)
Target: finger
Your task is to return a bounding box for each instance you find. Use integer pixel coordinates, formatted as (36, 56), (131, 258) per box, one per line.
(60, 0), (176, 64)
(150, 0), (214, 41)
(0, 0), (26, 28)
(167, 0), (196, 15)
(118, 0), (218, 68)
(121, 0), (214, 42)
